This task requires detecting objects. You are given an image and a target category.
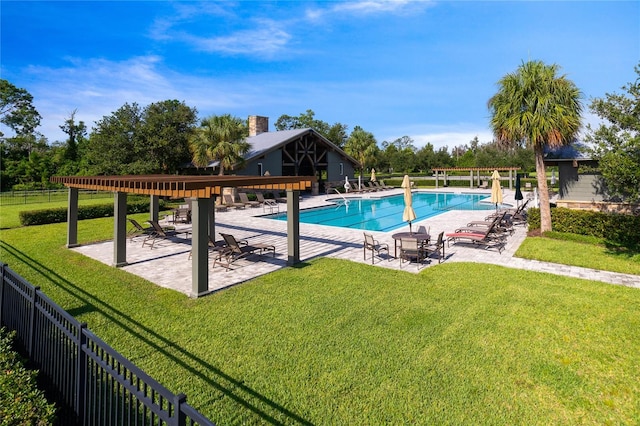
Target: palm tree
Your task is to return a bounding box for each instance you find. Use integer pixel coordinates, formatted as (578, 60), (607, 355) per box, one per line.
(189, 114), (250, 175)
(488, 60), (582, 232)
(344, 126), (378, 180)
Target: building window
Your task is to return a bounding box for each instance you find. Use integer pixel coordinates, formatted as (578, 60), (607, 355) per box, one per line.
(258, 162), (263, 176)
(340, 163), (344, 176)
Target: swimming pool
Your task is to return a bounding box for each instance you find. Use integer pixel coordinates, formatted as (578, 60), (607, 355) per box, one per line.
(267, 192), (501, 232)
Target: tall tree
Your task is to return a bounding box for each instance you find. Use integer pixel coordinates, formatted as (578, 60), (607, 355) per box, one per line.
(0, 79), (41, 137)
(275, 109), (348, 146)
(587, 63), (640, 203)
(344, 126), (378, 178)
(488, 60), (582, 232)
(141, 100), (198, 173)
(59, 109), (87, 163)
(189, 114), (250, 175)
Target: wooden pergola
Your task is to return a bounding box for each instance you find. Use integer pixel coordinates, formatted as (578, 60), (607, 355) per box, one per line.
(431, 167), (521, 190)
(50, 174), (315, 298)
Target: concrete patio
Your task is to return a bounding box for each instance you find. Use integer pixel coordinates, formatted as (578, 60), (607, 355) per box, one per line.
(72, 188), (640, 296)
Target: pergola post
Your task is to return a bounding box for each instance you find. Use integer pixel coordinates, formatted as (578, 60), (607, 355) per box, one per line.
(150, 195), (159, 223)
(67, 187), (79, 248)
(191, 198), (209, 298)
(434, 170), (439, 189)
(508, 169), (513, 190)
(469, 170), (473, 189)
(113, 191), (127, 267)
(286, 190), (300, 266)
(207, 197), (215, 239)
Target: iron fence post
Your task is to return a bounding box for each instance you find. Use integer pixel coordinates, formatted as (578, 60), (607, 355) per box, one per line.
(0, 263), (5, 325)
(173, 393), (187, 426)
(28, 286), (40, 357)
(76, 323), (88, 424)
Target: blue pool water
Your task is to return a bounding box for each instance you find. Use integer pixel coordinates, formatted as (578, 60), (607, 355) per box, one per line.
(267, 192), (500, 232)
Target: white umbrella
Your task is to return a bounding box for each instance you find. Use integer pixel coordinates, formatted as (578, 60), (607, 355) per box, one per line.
(370, 168), (377, 182)
(490, 170), (503, 210)
(401, 175), (417, 233)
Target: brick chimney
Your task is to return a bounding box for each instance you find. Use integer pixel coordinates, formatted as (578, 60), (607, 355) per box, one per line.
(248, 115), (269, 136)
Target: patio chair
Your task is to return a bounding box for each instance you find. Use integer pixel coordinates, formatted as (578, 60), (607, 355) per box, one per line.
(255, 192), (279, 213)
(127, 218), (154, 240)
(445, 218), (505, 253)
(142, 220), (191, 249)
(373, 181), (389, 191)
(271, 191), (287, 203)
(188, 235), (247, 260)
(223, 194), (246, 210)
(424, 231), (445, 263)
(214, 233), (275, 270)
(238, 192), (260, 208)
(363, 232), (389, 264)
(379, 180), (395, 189)
(172, 206), (191, 223)
(399, 237), (428, 269)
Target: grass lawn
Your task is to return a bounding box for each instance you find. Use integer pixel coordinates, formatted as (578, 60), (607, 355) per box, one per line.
(516, 232), (640, 275)
(1, 218), (639, 424)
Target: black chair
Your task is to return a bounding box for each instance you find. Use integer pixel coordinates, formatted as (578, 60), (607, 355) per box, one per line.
(363, 233), (389, 264)
(424, 231), (445, 264)
(399, 237), (428, 269)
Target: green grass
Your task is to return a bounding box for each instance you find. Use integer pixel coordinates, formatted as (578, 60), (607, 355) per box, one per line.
(0, 198), (117, 229)
(1, 219), (639, 424)
(516, 232), (640, 275)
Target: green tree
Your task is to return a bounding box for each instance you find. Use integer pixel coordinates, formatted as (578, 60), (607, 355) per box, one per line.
(275, 109), (348, 147)
(587, 63), (640, 203)
(59, 109), (87, 164)
(488, 60), (582, 232)
(86, 103), (143, 175)
(344, 126), (378, 178)
(189, 114), (250, 175)
(0, 79), (41, 137)
(141, 100), (198, 173)
(85, 100), (197, 175)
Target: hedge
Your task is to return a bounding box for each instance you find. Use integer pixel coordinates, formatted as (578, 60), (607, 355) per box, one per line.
(527, 207), (640, 251)
(19, 199), (168, 226)
(0, 327), (57, 425)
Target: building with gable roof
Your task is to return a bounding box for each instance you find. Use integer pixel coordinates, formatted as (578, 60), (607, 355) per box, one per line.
(190, 116), (361, 193)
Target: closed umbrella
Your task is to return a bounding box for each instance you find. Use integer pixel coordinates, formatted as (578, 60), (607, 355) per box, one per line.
(514, 174), (523, 206)
(401, 175), (417, 233)
(370, 168), (377, 182)
(490, 170), (503, 211)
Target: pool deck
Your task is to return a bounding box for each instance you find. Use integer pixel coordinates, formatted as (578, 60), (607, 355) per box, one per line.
(73, 187), (640, 296)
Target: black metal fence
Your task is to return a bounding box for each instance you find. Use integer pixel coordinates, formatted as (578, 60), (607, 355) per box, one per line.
(0, 263), (215, 426)
(0, 189), (113, 206)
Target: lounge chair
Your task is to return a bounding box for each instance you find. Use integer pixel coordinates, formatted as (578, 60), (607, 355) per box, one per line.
(214, 202), (228, 213)
(255, 192), (279, 213)
(142, 220), (191, 249)
(424, 231), (445, 263)
(465, 211), (513, 235)
(379, 180), (395, 189)
(363, 232), (389, 264)
(223, 194), (246, 210)
(445, 218), (505, 253)
(127, 218), (154, 240)
(172, 205), (191, 223)
(373, 181), (389, 191)
(238, 192), (260, 208)
(271, 191), (287, 203)
(214, 233), (276, 270)
(365, 182), (381, 192)
(188, 235), (247, 260)
(399, 237), (428, 269)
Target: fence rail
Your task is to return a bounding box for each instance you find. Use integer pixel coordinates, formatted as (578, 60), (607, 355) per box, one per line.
(0, 263), (215, 426)
(0, 189), (113, 206)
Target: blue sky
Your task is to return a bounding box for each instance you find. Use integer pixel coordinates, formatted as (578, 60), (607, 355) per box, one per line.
(2, 1), (638, 150)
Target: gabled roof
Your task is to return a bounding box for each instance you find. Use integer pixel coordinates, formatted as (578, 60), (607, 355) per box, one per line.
(204, 128), (360, 169)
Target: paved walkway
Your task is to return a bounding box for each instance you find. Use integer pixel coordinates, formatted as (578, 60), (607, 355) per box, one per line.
(73, 188), (640, 296)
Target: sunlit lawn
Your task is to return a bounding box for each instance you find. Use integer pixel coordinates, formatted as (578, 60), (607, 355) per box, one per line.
(1, 217), (639, 424)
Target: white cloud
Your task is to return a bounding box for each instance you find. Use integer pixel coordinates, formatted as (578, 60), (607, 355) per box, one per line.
(186, 20), (292, 57)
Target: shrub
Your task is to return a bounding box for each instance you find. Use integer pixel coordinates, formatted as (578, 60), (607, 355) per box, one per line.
(19, 199), (169, 226)
(0, 327), (57, 425)
(528, 207), (640, 251)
